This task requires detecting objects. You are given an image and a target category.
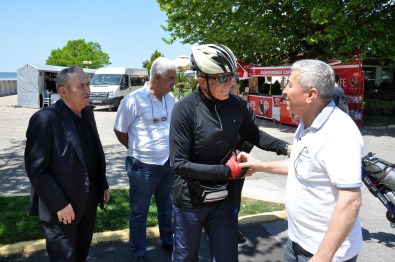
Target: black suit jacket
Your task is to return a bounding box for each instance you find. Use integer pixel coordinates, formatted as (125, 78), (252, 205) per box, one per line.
(25, 100), (108, 223)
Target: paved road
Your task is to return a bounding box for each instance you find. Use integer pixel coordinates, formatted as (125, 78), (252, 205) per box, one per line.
(1, 95), (394, 261)
(0, 220), (289, 262)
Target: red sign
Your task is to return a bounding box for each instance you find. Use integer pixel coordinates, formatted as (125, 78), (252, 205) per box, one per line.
(246, 59), (364, 126)
(236, 60), (253, 80)
(247, 95), (272, 119)
(250, 67), (291, 77)
(247, 95), (299, 126)
(273, 96), (283, 107)
(331, 59), (364, 123)
(279, 104), (299, 127)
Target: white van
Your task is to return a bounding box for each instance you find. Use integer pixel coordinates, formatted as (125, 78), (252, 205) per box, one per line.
(89, 67), (148, 110)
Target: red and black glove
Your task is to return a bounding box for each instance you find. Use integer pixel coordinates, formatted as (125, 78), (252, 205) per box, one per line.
(226, 155), (242, 180)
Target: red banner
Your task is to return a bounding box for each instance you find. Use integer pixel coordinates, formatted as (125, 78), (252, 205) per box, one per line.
(237, 60), (253, 80)
(331, 60), (364, 123)
(273, 96), (283, 107)
(250, 67), (291, 77)
(279, 104), (299, 127)
(247, 95), (273, 119)
(247, 95), (299, 126)
(245, 59), (364, 126)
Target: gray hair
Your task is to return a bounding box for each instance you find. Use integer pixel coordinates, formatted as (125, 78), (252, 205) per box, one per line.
(149, 57), (177, 81)
(291, 59), (334, 102)
(56, 66), (84, 91)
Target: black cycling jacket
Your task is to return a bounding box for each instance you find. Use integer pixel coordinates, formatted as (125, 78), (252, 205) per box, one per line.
(169, 87), (288, 207)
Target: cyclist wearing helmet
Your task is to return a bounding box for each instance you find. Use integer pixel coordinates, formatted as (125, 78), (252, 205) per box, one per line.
(169, 44), (290, 261)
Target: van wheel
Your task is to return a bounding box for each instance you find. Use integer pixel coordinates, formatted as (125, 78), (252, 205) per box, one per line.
(111, 97), (123, 111)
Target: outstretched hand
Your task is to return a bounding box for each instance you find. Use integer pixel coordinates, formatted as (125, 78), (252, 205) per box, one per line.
(237, 151), (289, 176)
(237, 152), (260, 171)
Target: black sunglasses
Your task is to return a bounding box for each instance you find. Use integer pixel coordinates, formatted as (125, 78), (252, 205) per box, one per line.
(207, 73), (235, 84)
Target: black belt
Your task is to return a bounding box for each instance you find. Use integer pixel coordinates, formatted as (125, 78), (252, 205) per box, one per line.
(292, 241), (313, 258)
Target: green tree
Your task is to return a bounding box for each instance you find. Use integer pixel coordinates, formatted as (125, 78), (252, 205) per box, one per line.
(46, 39), (110, 68)
(143, 50), (164, 76)
(157, 0), (395, 65)
(174, 70), (196, 99)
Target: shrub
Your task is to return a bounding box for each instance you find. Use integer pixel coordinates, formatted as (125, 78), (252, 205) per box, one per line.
(363, 99), (395, 116)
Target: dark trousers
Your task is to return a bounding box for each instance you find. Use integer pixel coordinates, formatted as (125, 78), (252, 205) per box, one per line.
(172, 197), (238, 262)
(42, 187), (98, 262)
(229, 178), (245, 229)
(283, 239), (359, 262)
(235, 178), (245, 215)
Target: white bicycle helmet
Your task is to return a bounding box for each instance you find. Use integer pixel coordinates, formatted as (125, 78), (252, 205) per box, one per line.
(190, 44), (237, 74)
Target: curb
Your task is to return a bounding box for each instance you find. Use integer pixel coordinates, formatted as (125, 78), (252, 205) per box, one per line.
(362, 124), (395, 130)
(0, 210), (287, 257)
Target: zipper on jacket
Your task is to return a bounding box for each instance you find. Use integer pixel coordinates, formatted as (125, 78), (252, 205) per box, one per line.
(214, 105), (223, 130)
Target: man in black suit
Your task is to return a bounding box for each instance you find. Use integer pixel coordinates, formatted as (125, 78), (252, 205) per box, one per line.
(25, 66), (110, 261)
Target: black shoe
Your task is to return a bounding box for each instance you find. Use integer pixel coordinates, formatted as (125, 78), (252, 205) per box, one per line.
(238, 231), (247, 244)
(161, 243), (173, 252)
(131, 256), (145, 262)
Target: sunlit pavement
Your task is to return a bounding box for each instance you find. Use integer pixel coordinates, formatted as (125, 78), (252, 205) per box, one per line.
(1, 95), (394, 261)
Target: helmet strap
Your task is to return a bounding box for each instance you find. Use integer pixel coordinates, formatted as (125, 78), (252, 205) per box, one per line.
(204, 74), (221, 103)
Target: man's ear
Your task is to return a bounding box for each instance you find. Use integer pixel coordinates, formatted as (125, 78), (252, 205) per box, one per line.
(197, 76), (207, 89)
(306, 88), (319, 103)
(58, 86), (67, 96)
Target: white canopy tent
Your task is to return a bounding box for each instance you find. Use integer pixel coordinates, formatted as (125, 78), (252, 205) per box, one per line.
(17, 64), (96, 108)
(174, 55), (190, 70)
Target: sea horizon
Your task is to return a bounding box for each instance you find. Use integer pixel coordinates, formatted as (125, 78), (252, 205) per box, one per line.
(0, 72), (17, 79)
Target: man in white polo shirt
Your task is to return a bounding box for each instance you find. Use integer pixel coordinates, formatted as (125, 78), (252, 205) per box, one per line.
(238, 59), (363, 262)
(113, 57), (177, 262)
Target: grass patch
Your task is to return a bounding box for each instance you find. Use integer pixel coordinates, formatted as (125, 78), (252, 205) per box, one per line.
(0, 188), (284, 245)
(238, 197), (284, 217)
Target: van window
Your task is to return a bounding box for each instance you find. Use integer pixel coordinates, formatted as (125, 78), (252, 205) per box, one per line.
(91, 74), (122, 85)
(130, 76), (148, 86)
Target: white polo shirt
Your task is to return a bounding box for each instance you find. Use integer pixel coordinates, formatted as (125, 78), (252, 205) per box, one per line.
(286, 102), (364, 261)
(114, 84), (174, 165)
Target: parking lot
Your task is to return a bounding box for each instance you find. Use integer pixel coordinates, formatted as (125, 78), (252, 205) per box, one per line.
(1, 95), (395, 261)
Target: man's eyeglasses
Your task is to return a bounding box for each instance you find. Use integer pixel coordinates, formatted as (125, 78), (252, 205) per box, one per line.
(207, 73), (235, 84)
(102, 203), (111, 226)
(293, 146), (309, 179)
(153, 116), (167, 124)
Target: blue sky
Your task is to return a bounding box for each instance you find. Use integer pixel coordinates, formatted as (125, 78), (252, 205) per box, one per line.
(0, 0), (192, 72)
